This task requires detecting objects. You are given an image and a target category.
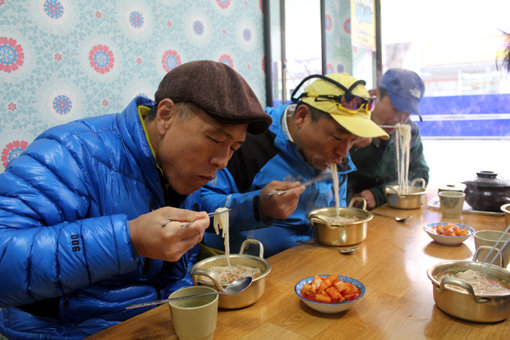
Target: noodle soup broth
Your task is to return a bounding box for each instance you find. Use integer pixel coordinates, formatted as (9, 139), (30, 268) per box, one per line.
(437, 269), (510, 296)
(203, 263), (262, 284)
(192, 253), (270, 287)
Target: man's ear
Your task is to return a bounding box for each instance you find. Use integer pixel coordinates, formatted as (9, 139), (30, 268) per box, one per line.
(156, 98), (177, 134)
(294, 104), (310, 128)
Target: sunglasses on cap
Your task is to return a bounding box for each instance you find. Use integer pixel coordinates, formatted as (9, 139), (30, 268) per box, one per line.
(291, 74), (376, 113)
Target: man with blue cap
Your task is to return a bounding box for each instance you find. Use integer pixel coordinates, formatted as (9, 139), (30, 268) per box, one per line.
(347, 68), (430, 209)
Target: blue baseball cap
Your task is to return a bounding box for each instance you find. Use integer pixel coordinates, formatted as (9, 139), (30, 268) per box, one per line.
(378, 68), (425, 120)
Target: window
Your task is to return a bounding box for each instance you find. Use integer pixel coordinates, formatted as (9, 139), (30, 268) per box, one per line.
(265, 0), (324, 107)
(381, 0), (510, 188)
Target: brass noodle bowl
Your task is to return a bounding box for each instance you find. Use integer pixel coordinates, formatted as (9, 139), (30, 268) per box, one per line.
(385, 178), (427, 209)
(307, 197), (373, 246)
(190, 239), (271, 309)
(427, 260), (510, 323)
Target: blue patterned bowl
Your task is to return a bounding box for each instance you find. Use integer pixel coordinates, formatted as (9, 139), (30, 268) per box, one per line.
(294, 275), (366, 313)
(424, 222), (474, 245)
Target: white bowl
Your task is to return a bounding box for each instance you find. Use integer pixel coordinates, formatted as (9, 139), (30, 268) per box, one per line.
(294, 275), (366, 313)
(423, 222), (474, 246)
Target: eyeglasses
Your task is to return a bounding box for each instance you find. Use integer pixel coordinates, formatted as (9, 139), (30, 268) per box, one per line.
(290, 74), (376, 113)
(298, 92), (377, 113)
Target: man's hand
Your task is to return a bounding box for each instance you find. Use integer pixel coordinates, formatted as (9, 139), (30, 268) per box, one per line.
(129, 207), (209, 262)
(354, 189), (376, 210)
(259, 181), (306, 219)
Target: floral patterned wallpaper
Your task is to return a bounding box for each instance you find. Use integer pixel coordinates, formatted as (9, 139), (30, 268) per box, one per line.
(0, 0), (358, 173)
(0, 0), (266, 172)
(325, 0), (353, 75)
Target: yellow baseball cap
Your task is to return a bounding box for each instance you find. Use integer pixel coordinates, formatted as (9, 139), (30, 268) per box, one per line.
(292, 74), (389, 140)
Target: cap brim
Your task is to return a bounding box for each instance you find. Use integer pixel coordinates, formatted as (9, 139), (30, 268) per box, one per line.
(207, 113), (272, 135)
(330, 113), (389, 140)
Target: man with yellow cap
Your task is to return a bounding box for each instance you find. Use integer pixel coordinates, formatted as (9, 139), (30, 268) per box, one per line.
(200, 73), (388, 257)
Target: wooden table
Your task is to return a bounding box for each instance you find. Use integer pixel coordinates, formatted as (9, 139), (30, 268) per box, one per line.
(87, 192), (509, 339)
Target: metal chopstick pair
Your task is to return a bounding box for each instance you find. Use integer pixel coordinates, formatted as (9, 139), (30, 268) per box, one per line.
(160, 209), (230, 227)
(268, 173), (332, 197)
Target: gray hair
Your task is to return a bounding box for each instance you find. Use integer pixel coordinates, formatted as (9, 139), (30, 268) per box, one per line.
(146, 102), (197, 122)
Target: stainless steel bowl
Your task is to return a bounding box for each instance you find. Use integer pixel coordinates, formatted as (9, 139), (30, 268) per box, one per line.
(307, 197), (373, 246)
(385, 178), (427, 209)
(190, 239), (271, 309)
(427, 260), (510, 322)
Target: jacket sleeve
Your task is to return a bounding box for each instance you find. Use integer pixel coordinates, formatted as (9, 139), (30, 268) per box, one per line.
(200, 169), (269, 231)
(0, 136), (140, 307)
(370, 184), (387, 207)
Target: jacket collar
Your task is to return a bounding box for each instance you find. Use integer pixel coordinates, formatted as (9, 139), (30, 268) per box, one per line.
(118, 96), (166, 206)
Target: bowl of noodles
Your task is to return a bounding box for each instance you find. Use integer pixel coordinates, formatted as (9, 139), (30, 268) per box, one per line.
(190, 239), (271, 309)
(307, 197), (373, 246)
(427, 260), (510, 322)
(385, 124), (427, 210)
(385, 178), (427, 210)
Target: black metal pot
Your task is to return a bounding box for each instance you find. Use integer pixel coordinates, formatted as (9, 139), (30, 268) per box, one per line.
(463, 171), (510, 212)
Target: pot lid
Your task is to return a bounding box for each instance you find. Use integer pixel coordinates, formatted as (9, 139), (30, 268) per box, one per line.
(463, 171), (510, 188)
(438, 183), (466, 192)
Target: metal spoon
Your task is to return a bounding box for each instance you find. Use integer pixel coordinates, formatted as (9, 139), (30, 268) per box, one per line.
(125, 276), (252, 309)
(338, 246), (360, 254)
(372, 212), (412, 223)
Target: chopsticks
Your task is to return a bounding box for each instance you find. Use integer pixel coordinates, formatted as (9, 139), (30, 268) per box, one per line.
(268, 173), (332, 197)
(160, 209), (230, 227)
(481, 223), (510, 275)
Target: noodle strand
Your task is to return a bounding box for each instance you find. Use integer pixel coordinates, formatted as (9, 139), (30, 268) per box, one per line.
(329, 163), (340, 216)
(210, 207), (262, 284)
(214, 207), (231, 267)
(395, 124), (411, 194)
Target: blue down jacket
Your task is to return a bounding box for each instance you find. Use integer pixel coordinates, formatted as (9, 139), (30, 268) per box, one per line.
(0, 96), (201, 339)
(200, 104), (356, 257)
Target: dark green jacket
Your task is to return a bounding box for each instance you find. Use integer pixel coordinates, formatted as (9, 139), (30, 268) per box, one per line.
(347, 121), (429, 207)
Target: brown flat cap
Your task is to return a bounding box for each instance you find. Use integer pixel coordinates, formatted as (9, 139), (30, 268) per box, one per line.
(155, 60), (272, 134)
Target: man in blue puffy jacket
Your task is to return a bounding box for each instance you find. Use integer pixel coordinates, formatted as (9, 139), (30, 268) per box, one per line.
(200, 73), (389, 257)
(0, 60), (272, 339)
